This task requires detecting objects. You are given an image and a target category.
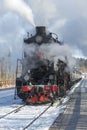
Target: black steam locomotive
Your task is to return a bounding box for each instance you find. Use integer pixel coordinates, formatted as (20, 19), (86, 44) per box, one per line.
(15, 26), (71, 104)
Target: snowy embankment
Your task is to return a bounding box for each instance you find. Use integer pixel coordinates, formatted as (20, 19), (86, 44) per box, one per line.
(0, 80), (82, 130)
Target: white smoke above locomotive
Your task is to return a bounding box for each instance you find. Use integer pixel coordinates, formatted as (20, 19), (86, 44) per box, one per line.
(3, 0), (35, 27)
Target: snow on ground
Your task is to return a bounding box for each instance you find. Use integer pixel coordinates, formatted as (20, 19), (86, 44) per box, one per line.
(0, 105), (52, 130)
(0, 80), (82, 130)
(29, 80), (82, 130)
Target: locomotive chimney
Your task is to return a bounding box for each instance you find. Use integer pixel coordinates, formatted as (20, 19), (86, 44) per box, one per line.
(36, 26), (46, 35)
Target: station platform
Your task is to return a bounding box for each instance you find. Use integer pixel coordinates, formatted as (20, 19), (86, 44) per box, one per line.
(49, 79), (87, 130)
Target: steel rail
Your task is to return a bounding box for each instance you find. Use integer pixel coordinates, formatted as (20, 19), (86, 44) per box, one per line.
(23, 103), (52, 130)
(0, 104), (26, 119)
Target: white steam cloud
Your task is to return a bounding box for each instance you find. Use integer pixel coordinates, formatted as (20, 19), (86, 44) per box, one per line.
(0, 0), (87, 71)
(27, 0), (87, 58)
(24, 43), (76, 72)
(40, 43), (76, 72)
(3, 0), (35, 27)
(27, 0), (57, 26)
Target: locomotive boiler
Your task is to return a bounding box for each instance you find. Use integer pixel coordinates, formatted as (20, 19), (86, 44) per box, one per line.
(15, 26), (71, 104)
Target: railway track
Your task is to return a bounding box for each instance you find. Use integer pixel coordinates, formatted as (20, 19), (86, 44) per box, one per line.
(0, 99), (60, 130)
(0, 104), (26, 119)
(23, 103), (52, 130)
(0, 79), (81, 130)
(23, 99), (61, 130)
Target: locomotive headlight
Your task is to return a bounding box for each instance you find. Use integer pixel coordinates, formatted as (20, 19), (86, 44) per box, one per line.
(28, 69), (30, 73)
(49, 75), (54, 80)
(35, 35), (43, 43)
(24, 74), (30, 81)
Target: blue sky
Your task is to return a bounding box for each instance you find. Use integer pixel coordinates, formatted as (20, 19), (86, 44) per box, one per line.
(0, 0), (87, 64)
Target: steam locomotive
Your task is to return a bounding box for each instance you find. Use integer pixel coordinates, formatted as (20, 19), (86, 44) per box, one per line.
(15, 26), (71, 104)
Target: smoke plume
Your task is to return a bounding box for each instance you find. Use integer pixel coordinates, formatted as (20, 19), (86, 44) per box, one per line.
(40, 43), (76, 72)
(27, 0), (87, 58)
(24, 42), (76, 72)
(0, 0), (87, 71)
(3, 0), (35, 26)
(27, 0), (57, 26)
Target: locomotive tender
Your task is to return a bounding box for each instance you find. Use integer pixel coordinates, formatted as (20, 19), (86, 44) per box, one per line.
(15, 26), (71, 104)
